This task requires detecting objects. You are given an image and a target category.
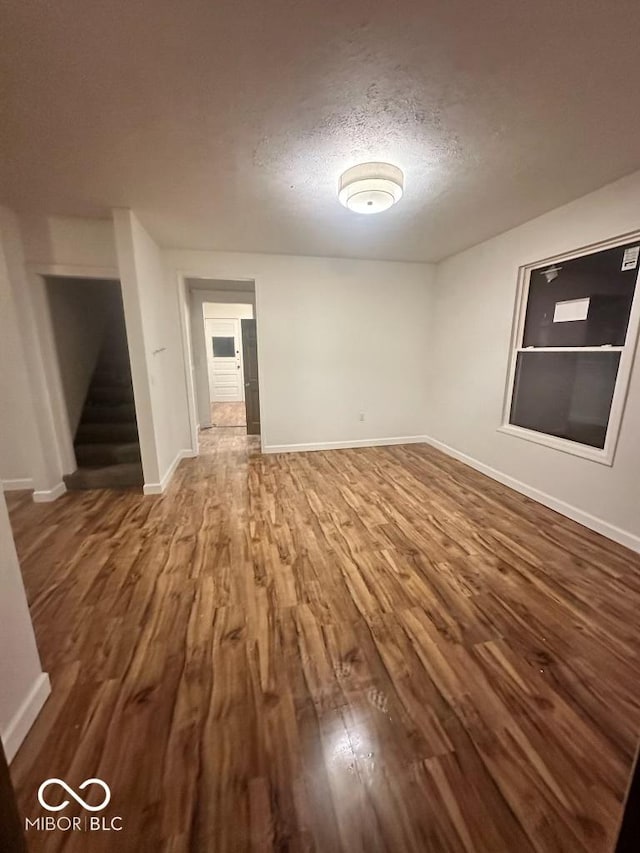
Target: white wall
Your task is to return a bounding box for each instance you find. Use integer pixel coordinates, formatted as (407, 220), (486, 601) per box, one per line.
(0, 234), (40, 488)
(19, 214), (118, 270)
(168, 251), (435, 451)
(2, 211), (191, 495)
(0, 209), (67, 497)
(429, 170), (640, 547)
(0, 213), (122, 494)
(203, 302), (254, 320)
(114, 211), (191, 489)
(0, 491), (50, 762)
(9, 192), (638, 550)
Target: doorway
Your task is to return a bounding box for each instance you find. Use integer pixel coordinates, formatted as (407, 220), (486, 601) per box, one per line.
(206, 317), (244, 403)
(185, 280), (261, 443)
(204, 311), (248, 428)
(43, 276), (142, 490)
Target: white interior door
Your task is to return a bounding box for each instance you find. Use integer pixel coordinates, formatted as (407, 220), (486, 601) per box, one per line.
(205, 318), (243, 401)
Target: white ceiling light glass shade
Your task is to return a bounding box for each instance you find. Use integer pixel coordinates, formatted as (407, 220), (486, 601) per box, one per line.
(338, 162), (404, 214)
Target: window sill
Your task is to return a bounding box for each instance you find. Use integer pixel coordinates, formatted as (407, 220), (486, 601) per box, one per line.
(497, 424), (614, 466)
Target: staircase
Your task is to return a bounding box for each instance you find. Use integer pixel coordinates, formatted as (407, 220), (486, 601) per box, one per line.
(64, 321), (143, 491)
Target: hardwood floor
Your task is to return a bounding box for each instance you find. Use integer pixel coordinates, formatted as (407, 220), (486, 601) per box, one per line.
(7, 432), (640, 852)
(211, 401), (247, 427)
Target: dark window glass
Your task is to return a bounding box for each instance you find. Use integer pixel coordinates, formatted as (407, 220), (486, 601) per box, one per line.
(510, 351), (620, 449)
(212, 336), (235, 357)
(522, 241), (638, 348)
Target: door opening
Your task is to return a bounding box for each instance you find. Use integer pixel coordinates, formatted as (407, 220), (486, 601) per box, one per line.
(241, 318), (260, 436)
(185, 280), (261, 443)
(205, 314), (246, 427)
(44, 276), (143, 490)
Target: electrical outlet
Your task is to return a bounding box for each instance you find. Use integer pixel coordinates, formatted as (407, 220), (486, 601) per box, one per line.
(359, 412), (365, 422)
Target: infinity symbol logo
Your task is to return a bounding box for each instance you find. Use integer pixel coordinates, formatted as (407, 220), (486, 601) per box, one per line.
(37, 778), (111, 812)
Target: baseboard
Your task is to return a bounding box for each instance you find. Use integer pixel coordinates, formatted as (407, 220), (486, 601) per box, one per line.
(263, 435), (430, 454)
(32, 481), (67, 503)
(143, 449), (196, 495)
(2, 672), (51, 763)
(2, 478), (34, 492)
(423, 435), (640, 554)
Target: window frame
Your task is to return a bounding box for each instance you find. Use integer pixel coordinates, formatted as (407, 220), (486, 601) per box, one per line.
(499, 231), (640, 466)
(211, 335), (236, 358)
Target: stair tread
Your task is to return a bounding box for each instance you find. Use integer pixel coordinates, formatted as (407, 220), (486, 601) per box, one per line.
(75, 422), (139, 443)
(74, 441), (141, 466)
(77, 423), (137, 431)
(69, 461), (142, 472)
(82, 403), (136, 423)
(75, 334), (137, 451)
(64, 462), (144, 491)
(87, 385), (134, 402)
(75, 441), (140, 450)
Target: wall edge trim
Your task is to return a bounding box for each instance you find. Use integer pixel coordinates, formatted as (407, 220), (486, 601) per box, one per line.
(2, 672), (51, 764)
(143, 449), (195, 495)
(32, 481), (66, 503)
(263, 436), (430, 454)
(2, 478), (34, 492)
(423, 434), (640, 554)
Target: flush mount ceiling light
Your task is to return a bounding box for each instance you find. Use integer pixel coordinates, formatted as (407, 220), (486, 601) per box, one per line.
(338, 162), (404, 214)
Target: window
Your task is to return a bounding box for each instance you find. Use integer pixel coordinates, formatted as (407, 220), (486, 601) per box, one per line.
(501, 235), (640, 464)
(212, 336), (235, 357)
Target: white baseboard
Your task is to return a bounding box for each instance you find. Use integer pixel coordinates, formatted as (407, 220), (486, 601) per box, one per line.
(2, 672), (51, 763)
(32, 481), (67, 503)
(423, 435), (640, 554)
(263, 435), (430, 454)
(2, 478), (34, 492)
(143, 449), (196, 495)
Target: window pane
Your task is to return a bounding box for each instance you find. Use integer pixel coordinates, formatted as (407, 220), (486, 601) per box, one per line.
(510, 351), (620, 449)
(522, 241), (638, 347)
(212, 336), (235, 357)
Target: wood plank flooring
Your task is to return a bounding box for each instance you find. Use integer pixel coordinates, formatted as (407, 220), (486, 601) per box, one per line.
(211, 401), (247, 427)
(7, 432), (640, 852)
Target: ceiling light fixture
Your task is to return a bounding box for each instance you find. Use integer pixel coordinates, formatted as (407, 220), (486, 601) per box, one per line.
(338, 162), (404, 214)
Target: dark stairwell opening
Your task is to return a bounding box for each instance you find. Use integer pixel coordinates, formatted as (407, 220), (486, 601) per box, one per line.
(68, 311), (142, 489)
(45, 277), (143, 490)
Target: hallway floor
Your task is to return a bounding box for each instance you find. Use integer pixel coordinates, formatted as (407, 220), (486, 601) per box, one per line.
(7, 431), (640, 852)
(210, 401), (247, 427)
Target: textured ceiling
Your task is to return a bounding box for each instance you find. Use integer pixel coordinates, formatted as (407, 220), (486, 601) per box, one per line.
(1, 0), (640, 262)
